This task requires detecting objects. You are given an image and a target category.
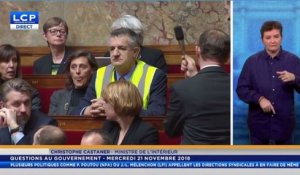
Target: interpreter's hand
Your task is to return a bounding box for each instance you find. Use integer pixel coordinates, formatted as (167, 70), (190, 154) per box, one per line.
(181, 55), (198, 78)
(277, 70), (295, 82)
(0, 108), (18, 129)
(258, 97), (276, 114)
(84, 98), (105, 117)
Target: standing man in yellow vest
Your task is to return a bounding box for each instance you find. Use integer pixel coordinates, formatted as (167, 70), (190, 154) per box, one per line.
(72, 28), (167, 117)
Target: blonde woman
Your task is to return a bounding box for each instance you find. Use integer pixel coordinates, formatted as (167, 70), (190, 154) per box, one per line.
(101, 81), (159, 145)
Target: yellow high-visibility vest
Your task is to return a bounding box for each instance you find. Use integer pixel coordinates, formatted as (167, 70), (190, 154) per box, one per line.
(95, 60), (157, 109)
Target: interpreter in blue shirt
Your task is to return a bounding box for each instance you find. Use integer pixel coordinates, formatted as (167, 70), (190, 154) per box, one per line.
(236, 21), (300, 145)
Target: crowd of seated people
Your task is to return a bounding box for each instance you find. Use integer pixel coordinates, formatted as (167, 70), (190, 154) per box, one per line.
(0, 14), (231, 145)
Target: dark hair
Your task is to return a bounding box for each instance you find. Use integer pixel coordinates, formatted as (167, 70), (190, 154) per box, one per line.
(0, 78), (32, 102)
(0, 44), (20, 83)
(34, 125), (66, 145)
(260, 21), (282, 39)
(198, 29), (230, 64)
(82, 129), (112, 145)
(64, 50), (98, 90)
(43, 17), (69, 34)
(110, 28), (140, 48)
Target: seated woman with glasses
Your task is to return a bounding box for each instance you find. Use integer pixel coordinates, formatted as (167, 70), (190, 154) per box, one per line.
(33, 17), (72, 75)
(48, 50), (98, 116)
(100, 81), (159, 145)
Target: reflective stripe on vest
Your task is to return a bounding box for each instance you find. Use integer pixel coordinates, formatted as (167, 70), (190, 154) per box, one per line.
(95, 60), (157, 109)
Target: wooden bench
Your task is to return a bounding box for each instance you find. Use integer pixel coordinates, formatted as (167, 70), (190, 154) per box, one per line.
(18, 45), (197, 74)
(23, 74), (185, 113)
(23, 74), (184, 89)
(18, 45), (230, 74)
(53, 116), (181, 145)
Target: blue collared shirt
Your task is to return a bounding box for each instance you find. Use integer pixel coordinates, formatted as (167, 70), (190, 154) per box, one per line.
(115, 64), (136, 81)
(236, 49), (300, 141)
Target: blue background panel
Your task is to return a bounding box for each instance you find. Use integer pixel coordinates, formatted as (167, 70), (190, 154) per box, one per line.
(233, 0), (300, 144)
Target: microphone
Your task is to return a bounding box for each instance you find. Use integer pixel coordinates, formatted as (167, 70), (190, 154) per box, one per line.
(174, 26), (186, 55)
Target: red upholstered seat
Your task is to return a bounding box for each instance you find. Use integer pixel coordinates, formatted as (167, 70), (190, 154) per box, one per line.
(64, 131), (180, 145)
(37, 88), (60, 113)
(223, 64), (230, 73)
(21, 66), (33, 74)
(167, 65), (181, 74)
(65, 131), (85, 145)
(167, 64), (230, 74)
(159, 131), (181, 145)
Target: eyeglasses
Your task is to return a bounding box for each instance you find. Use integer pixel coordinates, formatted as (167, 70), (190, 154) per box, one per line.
(47, 29), (67, 36)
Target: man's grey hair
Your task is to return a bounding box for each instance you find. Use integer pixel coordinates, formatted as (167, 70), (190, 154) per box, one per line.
(111, 14), (144, 46)
(0, 78), (33, 102)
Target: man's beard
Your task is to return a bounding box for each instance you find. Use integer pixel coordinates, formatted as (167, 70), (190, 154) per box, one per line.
(17, 115), (28, 127)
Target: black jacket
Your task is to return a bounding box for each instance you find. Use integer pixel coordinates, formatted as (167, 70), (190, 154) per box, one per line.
(164, 66), (230, 144)
(102, 116), (159, 145)
(33, 47), (72, 74)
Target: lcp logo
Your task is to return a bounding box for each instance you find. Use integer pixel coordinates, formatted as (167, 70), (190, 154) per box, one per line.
(10, 11), (39, 30)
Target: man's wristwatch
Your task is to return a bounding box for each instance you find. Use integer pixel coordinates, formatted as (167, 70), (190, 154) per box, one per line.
(10, 126), (21, 134)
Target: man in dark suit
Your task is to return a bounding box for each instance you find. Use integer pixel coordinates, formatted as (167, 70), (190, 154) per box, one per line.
(104, 14), (167, 73)
(164, 29), (230, 144)
(0, 78), (57, 145)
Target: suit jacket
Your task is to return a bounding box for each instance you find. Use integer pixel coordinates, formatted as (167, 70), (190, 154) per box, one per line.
(48, 89), (73, 116)
(102, 117), (159, 145)
(72, 64), (167, 117)
(0, 110), (57, 145)
(31, 87), (42, 111)
(104, 46), (167, 73)
(164, 66), (230, 144)
(33, 47), (72, 74)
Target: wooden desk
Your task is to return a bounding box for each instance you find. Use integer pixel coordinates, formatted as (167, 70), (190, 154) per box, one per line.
(23, 74), (184, 113)
(18, 45), (197, 67)
(53, 116), (181, 145)
(23, 74), (184, 89)
(22, 74), (65, 88)
(54, 116), (166, 131)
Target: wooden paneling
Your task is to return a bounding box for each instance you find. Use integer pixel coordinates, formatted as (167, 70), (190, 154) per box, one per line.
(23, 74), (184, 89)
(54, 116), (166, 131)
(18, 45), (197, 66)
(22, 74), (66, 88)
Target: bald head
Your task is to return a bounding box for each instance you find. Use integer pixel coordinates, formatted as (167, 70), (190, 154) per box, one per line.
(80, 129), (112, 145)
(33, 125), (66, 145)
